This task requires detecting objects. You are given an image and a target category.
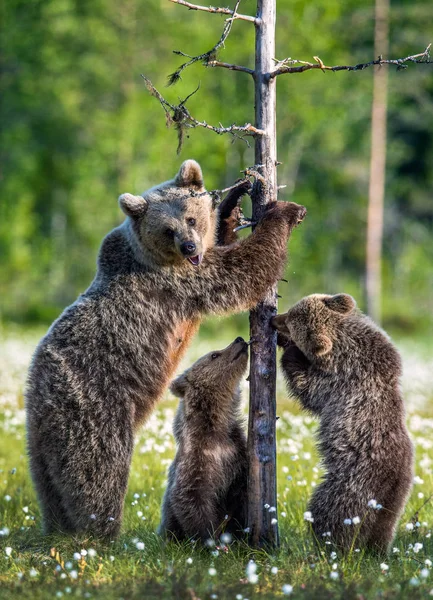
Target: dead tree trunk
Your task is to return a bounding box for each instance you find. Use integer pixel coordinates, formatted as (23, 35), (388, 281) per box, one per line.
(366, 0), (390, 324)
(247, 0), (279, 548)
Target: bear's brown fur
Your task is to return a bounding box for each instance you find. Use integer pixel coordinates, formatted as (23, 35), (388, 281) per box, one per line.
(26, 160), (306, 537)
(160, 337), (249, 542)
(272, 294), (413, 554)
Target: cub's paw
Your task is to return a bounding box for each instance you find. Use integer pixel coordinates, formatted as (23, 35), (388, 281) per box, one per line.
(265, 201), (307, 227)
(282, 343), (311, 371)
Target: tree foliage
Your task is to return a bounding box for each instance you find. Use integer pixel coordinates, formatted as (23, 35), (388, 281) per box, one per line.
(0, 0), (432, 333)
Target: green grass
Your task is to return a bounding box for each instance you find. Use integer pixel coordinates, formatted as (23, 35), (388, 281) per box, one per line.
(0, 329), (433, 599)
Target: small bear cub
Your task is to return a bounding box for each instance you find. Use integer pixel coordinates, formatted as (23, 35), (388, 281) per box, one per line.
(160, 337), (249, 542)
(272, 294), (413, 554)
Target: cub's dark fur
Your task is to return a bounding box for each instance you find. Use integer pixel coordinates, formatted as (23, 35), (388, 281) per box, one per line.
(160, 337), (248, 541)
(273, 294), (413, 553)
(26, 159), (306, 538)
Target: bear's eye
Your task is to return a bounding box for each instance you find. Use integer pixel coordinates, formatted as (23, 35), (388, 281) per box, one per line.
(187, 218), (196, 227)
(211, 353), (220, 360)
(165, 228), (175, 239)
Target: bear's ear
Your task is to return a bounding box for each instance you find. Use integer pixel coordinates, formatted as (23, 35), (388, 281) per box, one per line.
(170, 374), (189, 398)
(311, 333), (333, 357)
(324, 294), (356, 315)
(118, 193), (148, 218)
(175, 160), (204, 189)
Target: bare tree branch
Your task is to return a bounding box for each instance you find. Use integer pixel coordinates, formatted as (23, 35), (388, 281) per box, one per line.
(270, 44), (432, 78)
(167, 0), (243, 85)
(141, 75), (264, 153)
(168, 0), (257, 23)
(207, 60), (254, 74)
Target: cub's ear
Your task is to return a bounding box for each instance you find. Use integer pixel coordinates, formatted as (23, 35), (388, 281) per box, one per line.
(118, 193), (148, 218)
(175, 159), (204, 189)
(311, 333), (333, 357)
(271, 313), (289, 333)
(324, 294), (356, 315)
(170, 374), (189, 398)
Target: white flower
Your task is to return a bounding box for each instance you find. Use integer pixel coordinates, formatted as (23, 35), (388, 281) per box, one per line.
(393, 547), (400, 554)
(332, 563), (338, 570)
(330, 552), (337, 560)
(88, 549), (97, 558)
(22, 506), (29, 513)
(4, 495), (11, 502)
(268, 506), (276, 513)
(330, 571), (339, 580)
(186, 558), (193, 565)
(271, 518), (278, 525)
(133, 493), (140, 499)
(414, 543), (423, 553)
(137, 511), (143, 517)
(421, 568), (430, 579)
(409, 577), (419, 586)
(282, 584), (293, 595)
(418, 493), (425, 499)
(352, 516), (361, 525)
(414, 476), (424, 484)
(406, 523), (414, 531)
(29, 568), (38, 577)
(5, 547), (12, 557)
(380, 563), (389, 571)
(264, 504), (270, 509)
(425, 559), (432, 567)
(236, 595), (243, 600)
(220, 533), (232, 544)
(208, 567), (217, 576)
(73, 552), (81, 560)
(344, 518), (352, 525)
(271, 566), (278, 574)
(303, 511), (314, 523)
(367, 499), (377, 509)
(80, 549), (87, 557)
(69, 570), (78, 580)
(246, 561), (258, 583)
(281, 512), (287, 518)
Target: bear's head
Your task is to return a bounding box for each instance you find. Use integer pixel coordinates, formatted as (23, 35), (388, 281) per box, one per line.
(170, 337), (249, 400)
(119, 160), (216, 267)
(272, 294), (357, 362)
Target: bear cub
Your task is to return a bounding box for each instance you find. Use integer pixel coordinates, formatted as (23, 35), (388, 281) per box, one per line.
(272, 294), (413, 554)
(160, 337), (249, 542)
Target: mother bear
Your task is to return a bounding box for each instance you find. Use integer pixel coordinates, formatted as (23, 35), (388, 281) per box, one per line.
(26, 160), (306, 537)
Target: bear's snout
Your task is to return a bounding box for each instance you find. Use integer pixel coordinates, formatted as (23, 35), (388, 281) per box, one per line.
(180, 241), (197, 256)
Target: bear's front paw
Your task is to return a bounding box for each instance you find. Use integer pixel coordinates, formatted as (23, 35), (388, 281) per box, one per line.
(265, 201), (307, 227)
(282, 343), (311, 371)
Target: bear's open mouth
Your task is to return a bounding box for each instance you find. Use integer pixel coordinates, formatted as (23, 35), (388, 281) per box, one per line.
(188, 254), (203, 266)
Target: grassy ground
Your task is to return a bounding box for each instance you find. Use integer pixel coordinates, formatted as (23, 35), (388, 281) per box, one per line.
(0, 326), (433, 599)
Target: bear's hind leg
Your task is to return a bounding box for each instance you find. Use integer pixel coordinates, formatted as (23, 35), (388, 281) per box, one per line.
(29, 451), (74, 535)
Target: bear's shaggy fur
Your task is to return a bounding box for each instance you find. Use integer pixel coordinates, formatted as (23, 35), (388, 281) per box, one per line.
(272, 294), (413, 554)
(26, 160), (306, 537)
(160, 337), (249, 541)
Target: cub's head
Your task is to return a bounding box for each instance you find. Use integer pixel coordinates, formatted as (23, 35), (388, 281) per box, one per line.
(272, 294), (357, 362)
(119, 160), (216, 267)
(170, 337), (249, 400)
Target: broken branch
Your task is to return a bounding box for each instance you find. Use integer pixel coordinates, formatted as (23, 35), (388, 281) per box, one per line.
(271, 44), (432, 78)
(168, 0), (257, 24)
(168, 0), (242, 85)
(207, 60), (254, 75)
(141, 75), (264, 152)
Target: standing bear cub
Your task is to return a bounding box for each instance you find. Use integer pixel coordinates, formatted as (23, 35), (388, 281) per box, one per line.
(160, 337), (249, 542)
(26, 159), (306, 538)
(272, 294), (413, 554)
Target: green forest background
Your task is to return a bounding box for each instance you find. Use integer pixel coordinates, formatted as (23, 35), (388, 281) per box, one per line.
(1, 0), (432, 338)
